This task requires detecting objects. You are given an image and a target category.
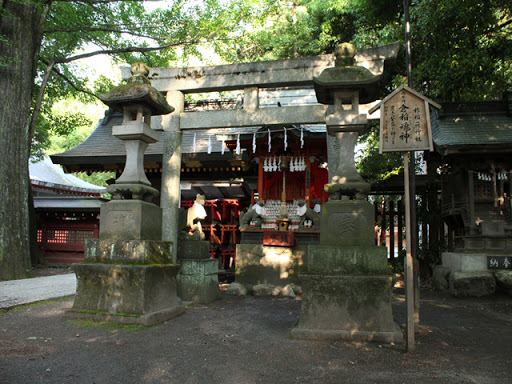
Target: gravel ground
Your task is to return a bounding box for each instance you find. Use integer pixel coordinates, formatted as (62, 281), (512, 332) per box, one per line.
(1, 286), (511, 384)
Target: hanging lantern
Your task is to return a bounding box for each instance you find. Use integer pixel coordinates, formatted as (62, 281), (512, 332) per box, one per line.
(300, 126), (304, 148)
(207, 134), (212, 154)
(193, 133), (197, 153)
(236, 133), (240, 155)
(284, 128), (288, 151)
(268, 129), (271, 152)
(252, 132), (256, 153)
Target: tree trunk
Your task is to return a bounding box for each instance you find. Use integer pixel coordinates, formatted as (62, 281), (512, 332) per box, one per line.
(0, 0), (45, 280)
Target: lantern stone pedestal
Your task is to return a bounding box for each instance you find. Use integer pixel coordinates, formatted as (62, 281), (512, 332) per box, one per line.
(291, 200), (403, 343)
(175, 195), (220, 304)
(177, 244), (220, 303)
(68, 63), (185, 326)
(177, 257), (220, 304)
(176, 216), (220, 304)
(291, 44), (403, 343)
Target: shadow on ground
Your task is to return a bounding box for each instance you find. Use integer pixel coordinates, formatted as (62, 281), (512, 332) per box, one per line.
(1, 287), (511, 384)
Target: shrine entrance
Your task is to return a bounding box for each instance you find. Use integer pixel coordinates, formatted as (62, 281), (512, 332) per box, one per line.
(145, 43), (400, 269)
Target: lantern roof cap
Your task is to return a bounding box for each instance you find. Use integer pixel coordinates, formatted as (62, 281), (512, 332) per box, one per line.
(99, 62), (174, 115)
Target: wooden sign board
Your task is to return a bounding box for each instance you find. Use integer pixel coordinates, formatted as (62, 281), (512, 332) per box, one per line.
(369, 85), (441, 153)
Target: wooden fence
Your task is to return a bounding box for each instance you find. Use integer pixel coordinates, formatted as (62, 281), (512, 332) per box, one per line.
(374, 200), (405, 259)
(373, 198), (447, 261)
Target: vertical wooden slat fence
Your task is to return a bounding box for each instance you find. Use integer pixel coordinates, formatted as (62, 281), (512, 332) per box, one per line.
(374, 199), (406, 259)
(374, 198), (446, 265)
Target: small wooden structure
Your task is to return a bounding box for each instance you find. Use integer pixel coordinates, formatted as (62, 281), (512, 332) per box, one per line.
(432, 93), (512, 256)
(232, 127), (328, 205)
(30, 156), (106, 264)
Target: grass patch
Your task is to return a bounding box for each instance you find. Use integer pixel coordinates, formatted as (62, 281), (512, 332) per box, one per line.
(69, 309), (142, 317)
(67, 318), (150, 331)
(1, 295), (75, 314)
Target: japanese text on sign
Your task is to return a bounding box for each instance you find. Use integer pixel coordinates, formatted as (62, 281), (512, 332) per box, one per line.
(487, 256), (512, 270)
(378, 87), (435, 153)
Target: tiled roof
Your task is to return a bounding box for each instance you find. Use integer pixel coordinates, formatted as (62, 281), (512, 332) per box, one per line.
(431, 99), (512, 155)
(33, 197), (104, 210)
(51, 87), (328, 167)
(29, 156), (106, 193)
(51, 112), (246, 163)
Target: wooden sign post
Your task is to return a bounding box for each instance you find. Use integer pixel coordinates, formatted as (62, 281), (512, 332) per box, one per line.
(369, 85), (441, 352)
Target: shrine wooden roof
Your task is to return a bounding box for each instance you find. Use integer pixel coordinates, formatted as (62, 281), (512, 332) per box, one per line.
(50, 110), (250, 174)
(432, 95), (512, 156)
(30, 156), (106, 195)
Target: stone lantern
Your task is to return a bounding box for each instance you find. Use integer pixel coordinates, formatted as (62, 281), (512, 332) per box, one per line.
(291, 44), (403, 343)
(98, 62), (174, 240)
(313, 42), (380, 200)
(69, 63), (185, 326)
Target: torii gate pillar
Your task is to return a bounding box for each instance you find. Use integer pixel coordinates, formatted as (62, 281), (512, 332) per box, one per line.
(161, 90), (185, 264)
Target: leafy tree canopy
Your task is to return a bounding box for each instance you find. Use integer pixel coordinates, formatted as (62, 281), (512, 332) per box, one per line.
(216, 0), (510, 185)
(31, 0), (276, 156)
(411, 0), (512, 101)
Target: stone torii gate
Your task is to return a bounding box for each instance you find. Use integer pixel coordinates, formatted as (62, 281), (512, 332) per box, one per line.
(119, 43), (400, 261)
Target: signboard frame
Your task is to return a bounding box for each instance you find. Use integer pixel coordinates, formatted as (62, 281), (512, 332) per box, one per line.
(369, 84), (441, 353)
(369, 85), (441, 154)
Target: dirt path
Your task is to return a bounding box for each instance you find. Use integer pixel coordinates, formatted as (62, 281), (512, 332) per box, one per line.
(1, 288), (511, 384)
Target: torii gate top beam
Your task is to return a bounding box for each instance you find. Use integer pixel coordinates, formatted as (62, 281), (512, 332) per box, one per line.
(121, 43), (400, 94)
(123, 43), (399, 131)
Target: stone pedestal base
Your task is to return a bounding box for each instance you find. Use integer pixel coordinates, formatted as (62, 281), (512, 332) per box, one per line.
(319, 200), (375, 246)
(292, 243), (403, 343)
(442, 252), (487, 272)
(235, 244), (308, 287)
(449, 271), (496, 297)
(178, 240), (210, 260)
(177, 259), (220, 304)
(100, 200), (162, 240)
(291, 274), (403, 343)
(441, 251), (498, 297)
(69, 263), (185, 326)
(85, 239), (173, 264)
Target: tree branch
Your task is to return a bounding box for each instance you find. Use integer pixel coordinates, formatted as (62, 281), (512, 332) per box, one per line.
(44, 26), (156, 39)
(46, 61), (99, 99)
(53, 40), (198, 64)
(28, 59), (55, 152)
(53, 0), (146, 3)
(497, 18), (512, 30)
(28, 0), (53, 153)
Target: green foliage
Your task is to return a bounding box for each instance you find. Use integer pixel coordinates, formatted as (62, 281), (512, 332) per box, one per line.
(411, 0), (512, 101)
(72, 172), (115, 189)
(0, 296), (74, 315)
(35, 95), (104, 158)
(356, 123), (403, 185)
(389, 250), (405, 274)
(216, 0), (406, 62)
(31, 0), (273, 156)
(67, 318), (151, 331)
